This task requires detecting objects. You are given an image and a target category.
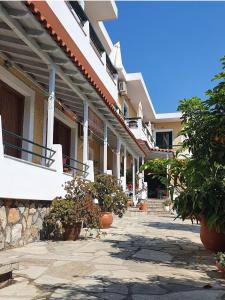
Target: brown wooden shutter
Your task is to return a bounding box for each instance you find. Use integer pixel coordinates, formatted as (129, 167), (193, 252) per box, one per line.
(0, 80), (25, 158)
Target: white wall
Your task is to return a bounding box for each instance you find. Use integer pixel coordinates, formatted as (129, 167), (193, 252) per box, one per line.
(47, 1), (118, 101)
(0, 155), (70, 200)
(0, 117), (72, 201)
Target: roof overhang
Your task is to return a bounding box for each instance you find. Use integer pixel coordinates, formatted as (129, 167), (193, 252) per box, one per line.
(137, 139), (174, 159)
(85, 1), (118, 21)
(126, 73), (156, 122)
(154, 112), (182, 123)
(0, 1), (145, 157)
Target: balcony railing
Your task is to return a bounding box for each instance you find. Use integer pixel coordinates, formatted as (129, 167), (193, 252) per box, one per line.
(125, 117), (155, 147)
(89, 24), (105, 56)
(2, 129), (56, 167)
(63, 154), (89, 177)
(142, 122), (155, 145)
(68, 1), (117, 79)
(106, 55), (117, 79)
(69, 1), (88, 25)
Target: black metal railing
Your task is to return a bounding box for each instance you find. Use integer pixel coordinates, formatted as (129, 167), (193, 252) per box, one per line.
(142, 122), (155, 145)
(63, 155), (89, 177)
(69, 1), (118, 79)
(106, 55), (117, 78)
(155, 144), (173, 150)
(125, 117), (141, 129)
(2, 129), (55, 167)
(69, 1), (88, 25)
(89, 24), (105, 56)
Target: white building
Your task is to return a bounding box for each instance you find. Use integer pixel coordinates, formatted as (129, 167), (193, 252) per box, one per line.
(0, 1), (182, 249)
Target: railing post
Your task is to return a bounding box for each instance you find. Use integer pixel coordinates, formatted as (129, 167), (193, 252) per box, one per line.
(47, 66), (56, 149)
(103, 124), (107, 174)
(123, 147), (127, 192)
(132, 156), (136, 203)
(83, 100), (89, 176)
(116, 138), (121, 181)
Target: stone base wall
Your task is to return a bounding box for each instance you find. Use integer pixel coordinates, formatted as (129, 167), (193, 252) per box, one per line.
(0, 199), (51, 250)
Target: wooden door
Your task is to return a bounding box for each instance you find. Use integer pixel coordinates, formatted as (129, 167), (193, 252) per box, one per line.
(53, 118), (71, 165)
(0, 80), (25, 158)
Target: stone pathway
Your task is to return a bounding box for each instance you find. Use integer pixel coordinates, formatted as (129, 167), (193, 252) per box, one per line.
(0, 213), (224, 299)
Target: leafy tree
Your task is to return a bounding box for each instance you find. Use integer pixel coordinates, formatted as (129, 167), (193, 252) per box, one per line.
(141, 56), (225, 232)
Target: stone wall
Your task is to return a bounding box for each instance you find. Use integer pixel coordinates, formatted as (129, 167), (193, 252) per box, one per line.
(0, 199), (51, 250)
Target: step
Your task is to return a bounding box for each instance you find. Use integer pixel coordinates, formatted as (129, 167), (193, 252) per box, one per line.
(0, 258), (19, 288)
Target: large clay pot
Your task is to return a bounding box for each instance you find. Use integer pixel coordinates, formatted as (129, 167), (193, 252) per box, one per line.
(139, 202), (148, 211)
(127, 199), (133, 207)
(63, 223), (82, 241)
(200, 216), (225, 252)
(100, 212), (113, 229)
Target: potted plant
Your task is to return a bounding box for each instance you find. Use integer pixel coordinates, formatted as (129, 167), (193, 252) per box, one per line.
(92, 174), (128, 228)
(45, 177), (101, 240)
(215, 252), (225, 276)
(163, 199), (172, 212)
(140, 57), (225, 252)
(127, 198), (133, 207)
(138, 200), (148, 211)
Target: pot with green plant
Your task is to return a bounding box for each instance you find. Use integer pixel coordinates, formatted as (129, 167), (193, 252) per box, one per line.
(215, 252), (225, 276)
(163, 199), (172, 212)
(45, 177), (101, 240)
(93, 174), (128, 228)
(140, 57), (225, 251)
(173, 90), (225, 251)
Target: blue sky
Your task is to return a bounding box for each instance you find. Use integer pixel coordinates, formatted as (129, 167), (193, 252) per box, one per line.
(104, 1), (225, 113)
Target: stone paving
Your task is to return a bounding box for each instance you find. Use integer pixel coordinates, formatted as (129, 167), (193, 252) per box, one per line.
(0, 213), (224, 299)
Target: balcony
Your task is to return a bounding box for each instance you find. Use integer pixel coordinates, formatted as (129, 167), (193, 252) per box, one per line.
(48, 1), (118, 100)
(68, 2), (118, 82)
(0, 116), (89, 200)
(125, 117), (155, 148)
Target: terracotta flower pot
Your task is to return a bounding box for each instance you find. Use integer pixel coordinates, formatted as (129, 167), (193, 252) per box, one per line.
(63, 223), (82, 241)
(100, 212), (113, 229)
(139, 203), (148, 211)
(127, 199), (133, 207)
(216, 261), (225, 277)
(200, 216), (225, 252)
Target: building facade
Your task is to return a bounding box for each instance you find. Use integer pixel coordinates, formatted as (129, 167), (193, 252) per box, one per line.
(0, 1), (182, 249)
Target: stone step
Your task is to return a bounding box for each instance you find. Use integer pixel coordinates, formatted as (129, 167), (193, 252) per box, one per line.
(0, 258), (19, 288)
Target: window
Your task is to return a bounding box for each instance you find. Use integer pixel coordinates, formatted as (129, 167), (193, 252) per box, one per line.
(156, 131), (172, 149)
(122, 101), (129, 118)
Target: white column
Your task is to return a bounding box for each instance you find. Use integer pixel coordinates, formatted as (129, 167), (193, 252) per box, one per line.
(83, 100), (89, 167)
(123, 147), (127, 191)
(142, 156), (145, 184)
(132, 157), (136, 202)
(116, 138), (121, 181)
(138, 157), (142, 191)
(47, 66), (56, 149)
(103, 124), (107, 174)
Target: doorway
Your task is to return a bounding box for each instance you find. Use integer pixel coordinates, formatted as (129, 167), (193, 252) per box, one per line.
(0, 80), (25, 158)
(53, 117), (71, 169)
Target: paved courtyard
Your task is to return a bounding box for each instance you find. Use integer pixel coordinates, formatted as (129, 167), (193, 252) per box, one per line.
(0, 213), (224, 299)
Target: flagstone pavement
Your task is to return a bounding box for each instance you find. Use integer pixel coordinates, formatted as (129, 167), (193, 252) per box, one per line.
(0, 213), (225, 300)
